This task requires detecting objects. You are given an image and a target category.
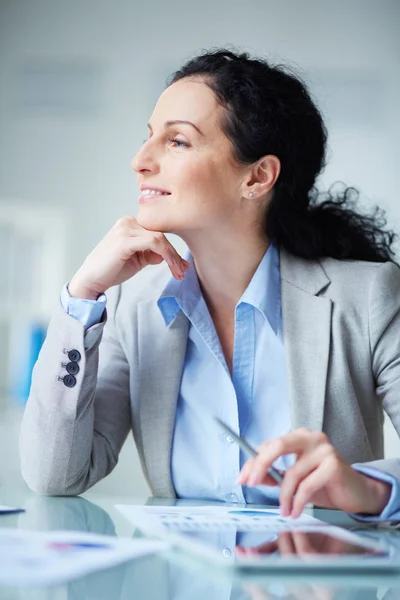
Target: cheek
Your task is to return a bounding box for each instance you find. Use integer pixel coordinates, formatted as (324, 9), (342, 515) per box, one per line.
(176, 158), (229, 199)
(173, 158), (209, 190)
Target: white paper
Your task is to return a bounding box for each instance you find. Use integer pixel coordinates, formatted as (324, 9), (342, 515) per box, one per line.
(116, 504), (323, 533)
(0, 505), (24, 514)
(0, 528), (169, 586)
(115, 505), (389, 571)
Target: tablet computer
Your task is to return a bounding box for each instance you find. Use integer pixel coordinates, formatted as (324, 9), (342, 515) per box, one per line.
(116, 505), (398, 571)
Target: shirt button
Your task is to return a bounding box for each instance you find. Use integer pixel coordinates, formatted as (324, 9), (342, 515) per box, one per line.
(228, 493), (239, 503)
(222, 547), (232, 558)
(226, 435), (234, 444)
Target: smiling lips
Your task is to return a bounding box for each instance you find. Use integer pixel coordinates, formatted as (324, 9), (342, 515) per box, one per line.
(139, 188), (171, 202)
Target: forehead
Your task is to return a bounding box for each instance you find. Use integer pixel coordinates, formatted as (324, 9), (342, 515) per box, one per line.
(150, 78), (222, 132)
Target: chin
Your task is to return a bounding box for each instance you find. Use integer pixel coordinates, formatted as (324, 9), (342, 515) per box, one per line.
(136, 211), (176, 233)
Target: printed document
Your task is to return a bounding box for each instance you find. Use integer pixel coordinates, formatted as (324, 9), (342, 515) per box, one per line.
(116, 504), (322, 532)
(0, 528), (169, 586)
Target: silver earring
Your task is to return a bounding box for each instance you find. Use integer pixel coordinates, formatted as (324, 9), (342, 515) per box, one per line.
(249, 192), (254, 198)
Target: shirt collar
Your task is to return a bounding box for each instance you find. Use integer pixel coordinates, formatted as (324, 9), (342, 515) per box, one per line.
(239, 243), (280, 335)
(157, 244), (281, 335)
(157, 250), (200, 326)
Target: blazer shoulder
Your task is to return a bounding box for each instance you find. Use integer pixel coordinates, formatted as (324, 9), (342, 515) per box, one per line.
(280, 248), (399, 298)
(320, 256), (399, 282)
(320, 257), (400, 299)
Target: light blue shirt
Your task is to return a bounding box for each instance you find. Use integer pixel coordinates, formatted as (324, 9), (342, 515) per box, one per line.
(158, 244), (291, 505)
(61, 245), (400, 521)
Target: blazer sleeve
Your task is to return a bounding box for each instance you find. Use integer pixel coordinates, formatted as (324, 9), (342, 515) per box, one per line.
(357, 261), (400, 479)
(20, 286), (131, 496)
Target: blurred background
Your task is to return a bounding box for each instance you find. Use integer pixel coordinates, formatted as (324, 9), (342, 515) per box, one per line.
(0, 0), (399, 496)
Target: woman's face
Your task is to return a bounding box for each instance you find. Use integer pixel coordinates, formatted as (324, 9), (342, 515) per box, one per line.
(131, 78), (249, 235)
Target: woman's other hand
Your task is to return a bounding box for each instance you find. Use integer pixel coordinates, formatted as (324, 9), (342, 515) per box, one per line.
(238, 428), (392, 518)
(68, 216), (189, 299)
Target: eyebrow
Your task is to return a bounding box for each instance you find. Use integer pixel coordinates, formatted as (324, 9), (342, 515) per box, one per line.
(147, 120), (205, 137)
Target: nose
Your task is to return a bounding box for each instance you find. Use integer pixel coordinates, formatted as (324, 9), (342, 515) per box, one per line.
(131, 140), (160, 175)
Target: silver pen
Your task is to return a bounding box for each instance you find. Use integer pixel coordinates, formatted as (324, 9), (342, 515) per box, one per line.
(214, 417), (284, 485)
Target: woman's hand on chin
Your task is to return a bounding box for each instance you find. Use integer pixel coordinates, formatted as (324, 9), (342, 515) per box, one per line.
(68, 216), (190, 300)
(237, 428), (392, 518)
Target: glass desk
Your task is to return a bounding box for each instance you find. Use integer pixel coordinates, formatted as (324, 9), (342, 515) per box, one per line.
(1, 484), (400, 600)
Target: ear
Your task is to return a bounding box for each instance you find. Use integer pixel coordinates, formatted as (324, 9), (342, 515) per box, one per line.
(241, 155), (281, 199)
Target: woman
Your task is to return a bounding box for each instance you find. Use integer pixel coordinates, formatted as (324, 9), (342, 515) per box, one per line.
(20, 49), (400, 521)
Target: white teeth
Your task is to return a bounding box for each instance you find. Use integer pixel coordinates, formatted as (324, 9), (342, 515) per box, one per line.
(142, 189), (168, 195)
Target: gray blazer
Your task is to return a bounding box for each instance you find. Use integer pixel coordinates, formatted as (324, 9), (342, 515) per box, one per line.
(20, 249), (400, 496)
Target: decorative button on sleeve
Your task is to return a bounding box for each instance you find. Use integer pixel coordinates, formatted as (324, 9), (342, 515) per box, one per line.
(62, 374), (76, 388)
(68, 350), (81, 362)
(59, 350), (81, 387)
(66, 362), (79, 375)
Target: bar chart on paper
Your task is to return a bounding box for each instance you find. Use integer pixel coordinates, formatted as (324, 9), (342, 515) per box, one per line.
(116, 505), (321, 532)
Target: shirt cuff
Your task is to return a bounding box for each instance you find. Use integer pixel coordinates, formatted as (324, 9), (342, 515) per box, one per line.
(60, 283), (107, 331)
(349, 464), (400, 523)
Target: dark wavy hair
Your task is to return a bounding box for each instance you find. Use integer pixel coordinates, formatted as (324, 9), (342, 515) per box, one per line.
(169, 49), (396, 262)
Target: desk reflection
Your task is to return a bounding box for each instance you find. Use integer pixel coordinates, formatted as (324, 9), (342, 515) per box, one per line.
(236, 530), (384, 558)
(9, 496), (397, 600)
(18, 494), (116, 536)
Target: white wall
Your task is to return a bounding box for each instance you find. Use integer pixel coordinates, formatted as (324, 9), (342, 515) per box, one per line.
(1, 0), (399, 495)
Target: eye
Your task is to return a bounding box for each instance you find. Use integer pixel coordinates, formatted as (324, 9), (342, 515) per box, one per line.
(167, 137), (190, 148)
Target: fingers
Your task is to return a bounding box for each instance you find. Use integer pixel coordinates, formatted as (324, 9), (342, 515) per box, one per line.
(75, 214), (185, 297)
(237, 458), (278, 487)
(290, 530), (316, 555)
(237, 429), (346, 518)
(277, 531), (296, 555)
(279, 444), (334, 517)
(290, 461), (335, 518)
(248, 539), (279, 555)
(123, 237), (187, 279)
(118, 218), (190, 279)
(238, 446), (283, 487)
(241, 430), (328, 487)
(237, 458), (254, 484)
(135, 250), (164, 269)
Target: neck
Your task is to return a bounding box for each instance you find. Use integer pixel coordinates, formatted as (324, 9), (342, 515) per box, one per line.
(182, 228), (270, 317)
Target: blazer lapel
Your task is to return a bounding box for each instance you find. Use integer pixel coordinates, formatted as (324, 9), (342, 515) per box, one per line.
(136, 301), (189, 497)
(280, 249), (332, 433)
